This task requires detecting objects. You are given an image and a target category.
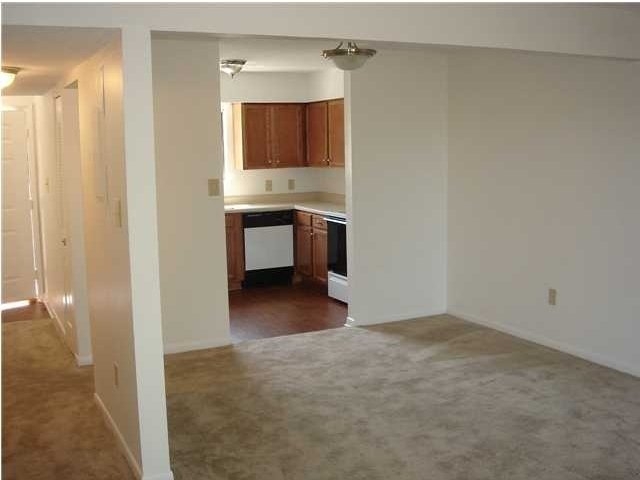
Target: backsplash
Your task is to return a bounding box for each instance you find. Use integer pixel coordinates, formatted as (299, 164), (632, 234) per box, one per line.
(222, 166), (345, 197)
(224, 191), (345, 206)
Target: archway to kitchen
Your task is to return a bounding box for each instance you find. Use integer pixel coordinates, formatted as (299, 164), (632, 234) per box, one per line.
(151, 31), (447, 353)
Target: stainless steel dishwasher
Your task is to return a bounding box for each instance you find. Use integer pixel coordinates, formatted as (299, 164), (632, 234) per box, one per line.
(242, 210), (294, 287)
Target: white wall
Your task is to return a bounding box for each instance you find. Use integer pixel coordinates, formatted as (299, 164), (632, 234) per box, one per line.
(447, 49), (640, 376)
(32, 32), (173, 479)
(5, 4), (639, 60)
(220, 71), (313, 103)
(220, 70), (345, 197)
(346, 49), (448, 326)
(69, 38), (145, 471)
(152, 35), (231, 353)
(309, 69), (345, 100)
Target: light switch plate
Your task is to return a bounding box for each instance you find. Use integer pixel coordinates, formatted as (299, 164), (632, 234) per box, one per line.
(208, 178), (220, 197)
(288, 179), (295, 191)
(265, 179), (273, 192)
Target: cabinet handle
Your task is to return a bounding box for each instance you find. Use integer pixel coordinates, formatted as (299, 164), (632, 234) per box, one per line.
(267, 159), (272, 164)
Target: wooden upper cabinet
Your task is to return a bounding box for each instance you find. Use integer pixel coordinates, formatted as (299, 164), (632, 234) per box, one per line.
(327, 99), (345, 167)
(233, 103), (305, 170)
(305, 98), (345, 168)
(234, 103), (271, 169)
(306, 101), (329, 166)
(270, 104), (306, 168)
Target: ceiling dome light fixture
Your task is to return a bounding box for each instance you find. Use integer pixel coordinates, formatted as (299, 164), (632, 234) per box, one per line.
(322, 41), (377, 71)
(1, 67), (20, 90)
(220, 59), (247, 79)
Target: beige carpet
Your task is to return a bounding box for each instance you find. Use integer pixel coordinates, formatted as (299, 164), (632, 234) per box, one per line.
(2, 319), (135, 480)
(4, 315), (640, 479)
(165, 315), (640, 480)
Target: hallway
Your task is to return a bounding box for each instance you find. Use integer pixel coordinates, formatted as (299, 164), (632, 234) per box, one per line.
(2, 317), (134, 479)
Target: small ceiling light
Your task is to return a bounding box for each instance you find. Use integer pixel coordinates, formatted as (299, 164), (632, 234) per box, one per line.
(220, 59), (246, 79)
(322, 42), (376, 71)
(1, 67), (20, 89)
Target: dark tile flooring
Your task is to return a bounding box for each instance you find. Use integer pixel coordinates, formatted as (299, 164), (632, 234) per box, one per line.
(229, 282), (347, 343)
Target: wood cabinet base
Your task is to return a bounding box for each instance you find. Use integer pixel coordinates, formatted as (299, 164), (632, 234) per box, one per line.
(294, 211), (328, 285)
(225, 213), (245, 291)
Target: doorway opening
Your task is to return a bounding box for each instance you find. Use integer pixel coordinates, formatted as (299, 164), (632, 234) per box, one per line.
(1, 104), (42, 307)
(217, 36), (349, 342)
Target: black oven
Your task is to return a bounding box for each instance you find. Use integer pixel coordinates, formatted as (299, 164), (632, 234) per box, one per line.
(325, 216), (347, 277)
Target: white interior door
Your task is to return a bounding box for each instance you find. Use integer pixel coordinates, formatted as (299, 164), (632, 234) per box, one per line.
(54, 95), (73, 334)
(2, 110), (37, 303)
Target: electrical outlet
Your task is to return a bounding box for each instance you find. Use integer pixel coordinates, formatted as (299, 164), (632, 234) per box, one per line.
(548, 288), (557, 306)
(288, 179), (295, 191)
(265, 179), (273, 192)
(113, 363), (119, 388)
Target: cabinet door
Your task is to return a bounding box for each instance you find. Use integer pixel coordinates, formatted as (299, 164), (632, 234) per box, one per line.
(312, 227), (328, 284)
(306, 101), (328, 167)
(242, 104), (271, 169)
(225, 213), (244, 290)
(295, 225), (313, 277)
(270, 104), (306, 168)
(327, 99), (345, 167)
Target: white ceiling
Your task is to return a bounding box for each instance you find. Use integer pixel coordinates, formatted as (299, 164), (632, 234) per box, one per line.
(218, 37), (347, 73)
(1, 25), (118, 95)
(1, 28), (371, 96)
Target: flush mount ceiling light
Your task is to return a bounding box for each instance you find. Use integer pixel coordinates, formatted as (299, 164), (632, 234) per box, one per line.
(220, 59), (247, 79)
(322, 41), (376, 71)
(1, 67), (20, 89)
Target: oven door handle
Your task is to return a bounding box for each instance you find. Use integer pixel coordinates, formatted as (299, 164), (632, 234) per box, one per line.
(323, 217), (347, 225)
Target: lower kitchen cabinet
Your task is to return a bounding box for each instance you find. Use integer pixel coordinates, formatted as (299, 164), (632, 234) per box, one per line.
(312, 226), (328, 284)
(295, 211), (313, 277)
(225, 213), (244, 291)
(295, 232), (313, 277)
(295, 211), (328, 285)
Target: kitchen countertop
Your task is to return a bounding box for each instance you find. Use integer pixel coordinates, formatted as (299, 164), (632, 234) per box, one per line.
(224, 201), (346, 219)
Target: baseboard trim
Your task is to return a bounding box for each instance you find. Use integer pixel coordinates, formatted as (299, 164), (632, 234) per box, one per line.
(44, 300), (92, 367)
(142, 473), (175, 480)
(163, 336), (231, 355)
(94, 393), (143, 479)
(448, 309), (640, 379)
(74, 353), (93, 366)
(43, 300), (65, 338)
(346, 309), (447, 328)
